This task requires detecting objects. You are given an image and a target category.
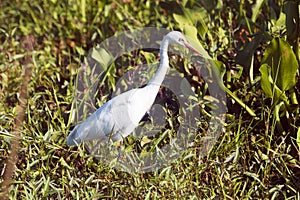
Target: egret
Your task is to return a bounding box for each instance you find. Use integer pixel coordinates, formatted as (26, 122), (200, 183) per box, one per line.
(67, 31), (200, 146)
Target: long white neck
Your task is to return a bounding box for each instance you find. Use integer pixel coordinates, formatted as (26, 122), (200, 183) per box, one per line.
(147, 37), (169, 88)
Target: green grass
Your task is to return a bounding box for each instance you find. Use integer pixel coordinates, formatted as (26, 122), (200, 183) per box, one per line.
(1, 0), (300, 199)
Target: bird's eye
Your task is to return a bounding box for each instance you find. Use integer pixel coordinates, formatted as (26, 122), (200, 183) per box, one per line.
(178, 38), (184, 42)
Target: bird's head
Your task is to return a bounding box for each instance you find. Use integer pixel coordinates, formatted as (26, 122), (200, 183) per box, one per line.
(165, 31), (201, 54)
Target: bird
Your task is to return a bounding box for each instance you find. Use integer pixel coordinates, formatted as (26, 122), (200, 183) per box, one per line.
(67, 31), (200, 146)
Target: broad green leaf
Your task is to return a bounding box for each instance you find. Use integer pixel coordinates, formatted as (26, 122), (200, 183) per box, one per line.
(183, 24), (198, 41)
(251, 0), (266, 22)
(259, 64), (288, 104)
(183, 25), (211, 59)
(271, 10), (286, 33)
(173, 7), (208, 40)
(259, 64), (273, 97)
(183, 8), (208, 39)
(173, 13), (192, 26)
(261, 37), (298, 92)
(91, 46), (113, 71)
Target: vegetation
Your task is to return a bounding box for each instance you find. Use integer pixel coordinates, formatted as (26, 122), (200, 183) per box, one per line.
(1, 0), (299, 199)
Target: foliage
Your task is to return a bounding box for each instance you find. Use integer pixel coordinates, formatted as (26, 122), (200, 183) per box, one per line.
(260, 37), (298, 137)
(0, 0), (300, 199)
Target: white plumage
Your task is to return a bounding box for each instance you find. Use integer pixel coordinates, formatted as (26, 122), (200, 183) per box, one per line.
(67, 31), (200, 146)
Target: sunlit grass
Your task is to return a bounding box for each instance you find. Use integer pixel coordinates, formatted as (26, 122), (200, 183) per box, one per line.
(1, 0), (299, 199)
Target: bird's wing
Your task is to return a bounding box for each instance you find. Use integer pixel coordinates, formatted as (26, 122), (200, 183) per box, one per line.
(67, 88), (141, 145)
(108, 88), (142, 141)
(67, 86), (158, 146)
(124, 85), (158, 126)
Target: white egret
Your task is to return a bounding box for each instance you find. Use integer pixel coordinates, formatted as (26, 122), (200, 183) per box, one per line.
(67, 31), (200, 146)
